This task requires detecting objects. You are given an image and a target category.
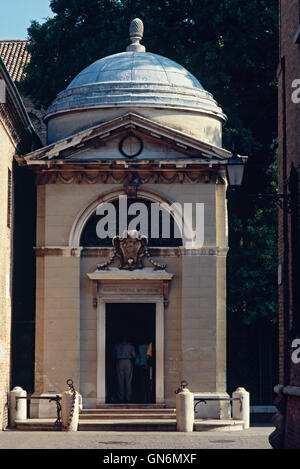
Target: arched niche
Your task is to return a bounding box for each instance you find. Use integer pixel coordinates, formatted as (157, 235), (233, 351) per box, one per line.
(69, 188), (193, 248)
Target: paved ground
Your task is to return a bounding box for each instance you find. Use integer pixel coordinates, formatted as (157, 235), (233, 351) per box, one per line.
(0, 425), (272, 449)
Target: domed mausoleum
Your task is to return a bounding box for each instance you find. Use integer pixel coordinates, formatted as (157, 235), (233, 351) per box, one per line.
(18, 19), (244, 421)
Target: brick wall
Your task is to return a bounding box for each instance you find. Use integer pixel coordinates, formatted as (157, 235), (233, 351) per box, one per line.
(284, 395), (300, 449)
(0, 63), (38, 430)
(278, 0), (300, 449)
(0, 119), (14, 430)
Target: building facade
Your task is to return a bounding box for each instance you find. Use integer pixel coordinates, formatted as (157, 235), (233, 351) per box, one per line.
(0, 56), (38, 430)
(272, 0), (300, 449)
(18, 20), (242, 415)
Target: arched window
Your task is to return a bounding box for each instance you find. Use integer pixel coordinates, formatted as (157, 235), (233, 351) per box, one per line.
(80, 197), (183, 247)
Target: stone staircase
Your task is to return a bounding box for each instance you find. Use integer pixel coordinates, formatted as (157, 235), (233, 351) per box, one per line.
(79, 405), (177, 431)
(14, 404), (244, 431)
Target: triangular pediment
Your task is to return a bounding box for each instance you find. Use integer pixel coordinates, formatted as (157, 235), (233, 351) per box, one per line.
(18, 113), (232, 167)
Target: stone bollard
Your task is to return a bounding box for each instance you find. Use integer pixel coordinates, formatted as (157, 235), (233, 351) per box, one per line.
(175, 380), (194, 432)
(232, 387), (250, 429)
(9, 386), (27, 427)
(61, 379), (79, 432)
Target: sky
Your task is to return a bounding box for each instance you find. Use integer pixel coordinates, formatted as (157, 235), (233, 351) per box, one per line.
(0, 0), (54, 39)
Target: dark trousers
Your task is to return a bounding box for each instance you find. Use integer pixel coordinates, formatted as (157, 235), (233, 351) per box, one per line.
(138, 366), (150, 402)
(116, 359), (133, 402)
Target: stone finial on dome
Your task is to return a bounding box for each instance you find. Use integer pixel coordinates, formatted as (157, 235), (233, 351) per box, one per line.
(126, 18), (146, 52)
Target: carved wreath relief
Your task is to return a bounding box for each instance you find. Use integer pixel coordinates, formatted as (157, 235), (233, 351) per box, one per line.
(97, 230), (166, 271)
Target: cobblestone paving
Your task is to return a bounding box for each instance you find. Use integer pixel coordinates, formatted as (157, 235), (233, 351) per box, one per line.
(0, 425), (272, 449)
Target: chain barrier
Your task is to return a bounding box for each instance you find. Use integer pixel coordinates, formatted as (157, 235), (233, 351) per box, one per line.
(51, 395), (62, 428)
(175, 380), (189, 394)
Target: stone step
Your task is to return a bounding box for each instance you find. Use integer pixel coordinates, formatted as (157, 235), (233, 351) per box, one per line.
(93, 404), (166, 409)
(14, 418), (244, 432)
(80, 408), (175, 414)
(79, 412), (176, 420)
(15, 419), (61, 431)
(78, 419), (244, 432)
(78, 419), (177, 431)
(80, 407), (176, 421)
(194, 419), (244, 432)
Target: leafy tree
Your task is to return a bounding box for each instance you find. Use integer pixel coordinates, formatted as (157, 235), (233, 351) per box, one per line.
(226, 161), (278, 403)
(21, 0), (278, 299)
(21, 0), (278, 313)
(20, 0), (279, 402)
(21, 0), (278, 189)
(227, 163), (278, 325)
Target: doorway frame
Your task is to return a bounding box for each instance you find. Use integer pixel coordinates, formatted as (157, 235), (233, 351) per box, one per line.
(97, 289), (165, 405)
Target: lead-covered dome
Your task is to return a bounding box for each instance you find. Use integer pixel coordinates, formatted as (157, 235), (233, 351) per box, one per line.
(46, 50), (224, 118)
(68, 52), (204, 90)
(45, 18), (226, 145)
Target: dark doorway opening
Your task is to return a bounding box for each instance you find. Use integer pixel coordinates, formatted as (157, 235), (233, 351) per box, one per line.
(106, 303), (156, 404)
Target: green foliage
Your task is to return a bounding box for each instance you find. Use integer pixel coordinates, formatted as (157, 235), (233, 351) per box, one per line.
(227, 159), (278, 324)
(20, 0), (279, 324)
(20, 0), (124, 109)
(21, 0), (278, 186)
(227, 203), (278, 323)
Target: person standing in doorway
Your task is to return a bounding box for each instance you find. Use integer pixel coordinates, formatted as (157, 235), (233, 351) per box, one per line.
(147, 342), (153, 399)
(114, 336), (136, 403)
(135, 339), (151, 403)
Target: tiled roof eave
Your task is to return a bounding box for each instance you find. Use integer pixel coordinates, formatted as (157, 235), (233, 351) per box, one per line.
(0, 39), (31, 83)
